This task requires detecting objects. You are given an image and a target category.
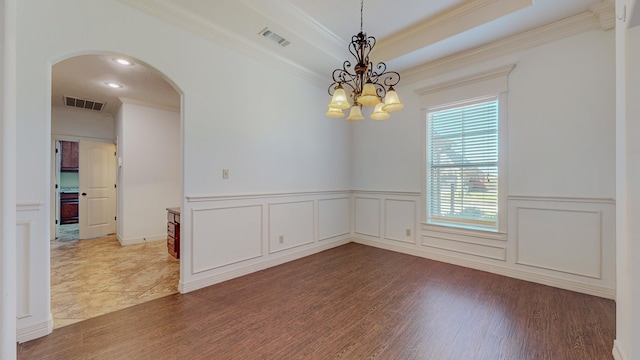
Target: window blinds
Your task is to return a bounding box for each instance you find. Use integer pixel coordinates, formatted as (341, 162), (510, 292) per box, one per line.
(427, 97), (499, 229)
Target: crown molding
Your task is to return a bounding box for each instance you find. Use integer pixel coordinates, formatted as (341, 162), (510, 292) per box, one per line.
(415, 64), (516, 97)
(119, 0), (325, 85)
(376, 0), (532, 62)
(590, 1), (616, 31)
(402, 10), (603, 85)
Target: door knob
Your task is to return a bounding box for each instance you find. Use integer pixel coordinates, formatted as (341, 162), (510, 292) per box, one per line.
(82, 192), (87, 196)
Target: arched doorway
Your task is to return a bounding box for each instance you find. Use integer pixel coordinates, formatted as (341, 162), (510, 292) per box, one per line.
(49, 53), (183, 328)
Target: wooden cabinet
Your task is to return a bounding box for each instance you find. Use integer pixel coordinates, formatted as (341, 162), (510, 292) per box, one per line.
(60, 141), (79, 171)
(167, 208), (180, 259)
(60, 192), (79, 224)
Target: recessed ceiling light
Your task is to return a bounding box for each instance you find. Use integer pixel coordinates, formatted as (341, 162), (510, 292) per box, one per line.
(114, 58), (134, 66)
(106, 82), (123, 89)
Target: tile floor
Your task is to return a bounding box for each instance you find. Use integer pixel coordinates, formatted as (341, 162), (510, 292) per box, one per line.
(50, 234), (180, 329)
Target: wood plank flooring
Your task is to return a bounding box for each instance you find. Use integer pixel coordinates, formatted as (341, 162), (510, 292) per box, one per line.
(17, 243), (615, 360)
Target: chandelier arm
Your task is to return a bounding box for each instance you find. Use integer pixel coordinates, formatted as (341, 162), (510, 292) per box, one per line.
(368, 62), (387, 81)
(381, 71), (401, 88)
(326, 0), (402, 118)
(331, 62), (359, 88)
(367, 35), (376, 53)
(348, 35), (362, 63)
(328, 68), (358, 98)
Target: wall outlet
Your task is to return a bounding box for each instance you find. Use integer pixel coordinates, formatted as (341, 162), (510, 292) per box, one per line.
(406, 229), (411, 236)
(222, 169), (229, 179)
(279, 235), (284, 244)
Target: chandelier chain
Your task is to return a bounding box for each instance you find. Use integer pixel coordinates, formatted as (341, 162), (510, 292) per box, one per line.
(360, 0), (364, 33)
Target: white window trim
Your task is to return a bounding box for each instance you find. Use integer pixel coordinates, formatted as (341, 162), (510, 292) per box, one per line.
(417, 64), (515, 234)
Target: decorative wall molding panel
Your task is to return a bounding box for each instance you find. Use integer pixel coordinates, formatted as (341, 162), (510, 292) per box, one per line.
(191, 204), (264, 274)
(16, 205), (52, 343)
(181, 191), (353, 293)
(384, 199), (417, 244)
(353, 191), (421, 245)
(268, 200), (315, 254)
(421, 221), (508, 261)
(422, 235), (507, 261)
(514, 207), (603, 278)
(318, 197), (351, 241)
(16, 221), (32, 319)
(355, 197), (381, 237)
(508, 197), (615, 290)
(353, 192), (615, 299)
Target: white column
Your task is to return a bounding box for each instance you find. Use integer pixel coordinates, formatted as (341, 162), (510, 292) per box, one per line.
(615, 1), (640, 360)
(0, 0), (18, 358)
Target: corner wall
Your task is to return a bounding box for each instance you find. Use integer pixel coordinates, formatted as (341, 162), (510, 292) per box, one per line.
(1, 0), (17, 357)
(117, 101), (181, 245)
(614, 1), (640, 359)
(353, 29), (617, 299)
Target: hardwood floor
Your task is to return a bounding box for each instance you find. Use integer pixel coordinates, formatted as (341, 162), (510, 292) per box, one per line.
(18, 243), (615, 360)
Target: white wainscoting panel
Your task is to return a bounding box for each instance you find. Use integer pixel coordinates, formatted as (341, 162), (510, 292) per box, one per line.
(422, 234), (507, 261)
(181, 191), (353, 294)
(16, 203), (53, 343)
(355, 197), (381, 237)
(421, 223), (507, 261)
(353, 192), (615, 299)
(16, 221), (32, 319)
(269, 200), (315, 253)
(318, 197), (350, 241)
(514, 207), (602, 278)
(385, 199), (416, 244)
(191, 205), (263, 274)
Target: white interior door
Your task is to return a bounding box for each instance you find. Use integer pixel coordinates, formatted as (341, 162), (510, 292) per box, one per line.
(79, 141), (116, 239)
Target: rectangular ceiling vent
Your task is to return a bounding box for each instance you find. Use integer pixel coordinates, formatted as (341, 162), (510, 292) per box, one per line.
(259, 27), (290, 47)
(64, 96), (105, 112)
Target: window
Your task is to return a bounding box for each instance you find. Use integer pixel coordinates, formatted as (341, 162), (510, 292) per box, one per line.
(427, 97), (499, 230)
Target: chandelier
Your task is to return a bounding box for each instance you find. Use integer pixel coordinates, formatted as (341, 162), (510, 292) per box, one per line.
(325, 0), (403, 121)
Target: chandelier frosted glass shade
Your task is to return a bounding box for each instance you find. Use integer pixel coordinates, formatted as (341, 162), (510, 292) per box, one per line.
(357, 82), (381, 106)
(347, 104), (365, 121)
(325, 106), (345, 118)
(370, 103), (390, 120)
(328, 85), (350, 109)
(382, 87), (404, 112)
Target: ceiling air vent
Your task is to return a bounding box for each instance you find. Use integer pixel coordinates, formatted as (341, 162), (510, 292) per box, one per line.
(64, 96), (105, 112)
(259, 27), (290, 47)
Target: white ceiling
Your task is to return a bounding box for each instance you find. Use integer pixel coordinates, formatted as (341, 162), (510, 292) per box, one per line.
(51, 0), (610, 116)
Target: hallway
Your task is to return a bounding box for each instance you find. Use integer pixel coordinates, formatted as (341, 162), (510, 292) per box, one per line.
(50, 235), (179, 328)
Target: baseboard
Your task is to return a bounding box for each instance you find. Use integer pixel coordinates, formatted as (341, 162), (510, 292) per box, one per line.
(179, 237), (352, 293)
(613, 340), (627, 360)
(17, 314), (53, 343)
(354, 237), (615, 299)
(118, 234), (166, 246)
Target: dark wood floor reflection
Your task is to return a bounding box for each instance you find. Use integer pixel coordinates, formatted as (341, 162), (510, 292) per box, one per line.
(18, 243), (615, 360)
